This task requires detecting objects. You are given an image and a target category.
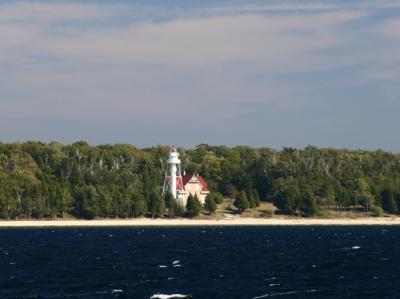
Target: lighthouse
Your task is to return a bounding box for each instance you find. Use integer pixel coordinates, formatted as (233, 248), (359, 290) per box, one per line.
(162, 146), (183, 201)
(162, 146), (210, 206)
(167, 146), (181, 199)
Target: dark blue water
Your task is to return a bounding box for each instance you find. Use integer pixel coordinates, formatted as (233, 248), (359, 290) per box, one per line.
(1, 226), (400, 298)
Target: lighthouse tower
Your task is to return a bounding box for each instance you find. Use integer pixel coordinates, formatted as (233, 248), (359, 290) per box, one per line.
(162, 146), (183, 200)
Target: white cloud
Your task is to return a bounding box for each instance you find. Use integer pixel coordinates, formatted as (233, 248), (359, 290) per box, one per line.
(0, 2), (127, 23)
(375, 18), (400, 38)
(0, 10), (364, 69)
(0, 0), (399, 148)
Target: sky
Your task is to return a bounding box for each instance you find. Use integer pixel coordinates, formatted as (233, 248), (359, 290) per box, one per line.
(0, 0), (399, 150)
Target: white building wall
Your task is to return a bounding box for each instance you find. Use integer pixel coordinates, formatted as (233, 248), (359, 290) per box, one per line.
(176, 176), (210, 206)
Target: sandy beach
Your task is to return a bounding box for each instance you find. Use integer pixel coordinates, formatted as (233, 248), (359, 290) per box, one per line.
(1, 217), (400, 227)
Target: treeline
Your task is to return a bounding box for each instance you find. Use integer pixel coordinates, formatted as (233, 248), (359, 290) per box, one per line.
(1, 141), (400, 219)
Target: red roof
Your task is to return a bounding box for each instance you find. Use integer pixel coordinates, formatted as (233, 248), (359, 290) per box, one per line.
(181, 175), (193, 186)
(196, 175), (209, 192)
(165, 174), (209, 192)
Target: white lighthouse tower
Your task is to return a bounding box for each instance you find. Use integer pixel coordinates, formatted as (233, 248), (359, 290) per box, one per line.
(162, 146), (183, 201)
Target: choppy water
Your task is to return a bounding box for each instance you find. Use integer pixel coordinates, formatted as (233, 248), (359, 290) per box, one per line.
(1, 226), (400, 298)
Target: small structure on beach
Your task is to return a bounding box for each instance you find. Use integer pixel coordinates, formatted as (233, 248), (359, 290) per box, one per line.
(162, 147), (209, 206)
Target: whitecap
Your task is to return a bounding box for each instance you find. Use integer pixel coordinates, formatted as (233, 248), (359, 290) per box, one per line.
(111, 289), (123, 293)
(351, 246), (361, 250)
(159, 265), (167, 268)
(173, 264), (181, 267)
(264, 277), (276, 281)
(306, 290), (317, 293)
(172, 260), (180, 265)
(150, 294), (188, 299)
(253, 291), (299, 298)
(381, 257), (390, 261)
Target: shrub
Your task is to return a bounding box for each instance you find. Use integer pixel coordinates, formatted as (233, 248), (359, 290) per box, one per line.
(204, 197), (217, 213)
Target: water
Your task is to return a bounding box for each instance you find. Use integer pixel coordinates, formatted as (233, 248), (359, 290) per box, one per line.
(1, 226), (400, 298)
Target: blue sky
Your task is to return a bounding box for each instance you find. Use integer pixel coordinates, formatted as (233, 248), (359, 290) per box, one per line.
(0, 0), (399, 150)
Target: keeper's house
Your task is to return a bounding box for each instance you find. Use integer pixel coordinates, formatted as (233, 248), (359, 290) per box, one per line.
(164, 174), (210, 206)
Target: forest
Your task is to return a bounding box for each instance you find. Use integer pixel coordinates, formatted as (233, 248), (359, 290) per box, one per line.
(1, 141), (400, 219)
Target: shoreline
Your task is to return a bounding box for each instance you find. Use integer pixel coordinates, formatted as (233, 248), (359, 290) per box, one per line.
(1, 217), (400, 227)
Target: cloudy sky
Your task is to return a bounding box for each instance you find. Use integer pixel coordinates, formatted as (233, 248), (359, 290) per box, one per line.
(0, 0), (399, 150)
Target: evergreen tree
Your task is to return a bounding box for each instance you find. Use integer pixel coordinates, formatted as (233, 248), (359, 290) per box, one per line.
(132, 192), (147, 217)
(234, 191), (249, 213)
(284, 189), (298, 214)
(4, 141), (400, 220)
(354, 178), (375, 212)
(247, 190), (256, 209)
(59, 185), (73, 218)
(87, 185), (100, 219)
(173, 201), (185, 216)
(252, 189), (261, 207)
(204, 196), (217, 214)
(397, 191), (400, 213)
(165, 191), (182, 217)
(148, 190), (164, 218)
(274, 183), (300, 215)
(208, 191), (224, 204)
(186, 194), (202, 217)
(381, 187), (398, 213)
(300, 187), (318, 216)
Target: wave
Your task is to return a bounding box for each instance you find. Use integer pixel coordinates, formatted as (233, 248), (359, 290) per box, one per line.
(253, 289), (317, 298)
(150, 294), (189, 299)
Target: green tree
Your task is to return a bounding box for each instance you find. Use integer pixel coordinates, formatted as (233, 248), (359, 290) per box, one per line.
(148, 190), (164, 218)
(3, 141), (400, 220)
(186, 194), (202, 217)
(204, 196), (217, 214)
(165, 191), (183, 217)
(73, 185), (99, 219)
(247, 190), (256, 209)
(354, 178), (375, 212)
(381, 186), (398, 213)
(132, 192), (147, 217)
(274, 182), (300, 215)
(96, 186), (112, 217)
(207, 191), (224, 204)
(299, 187), (318, 216)
(173, 201), (185, 216)
(234, 191), (249, 213)
(397, 191), (400, 212)
(252, 189), (261, 207)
